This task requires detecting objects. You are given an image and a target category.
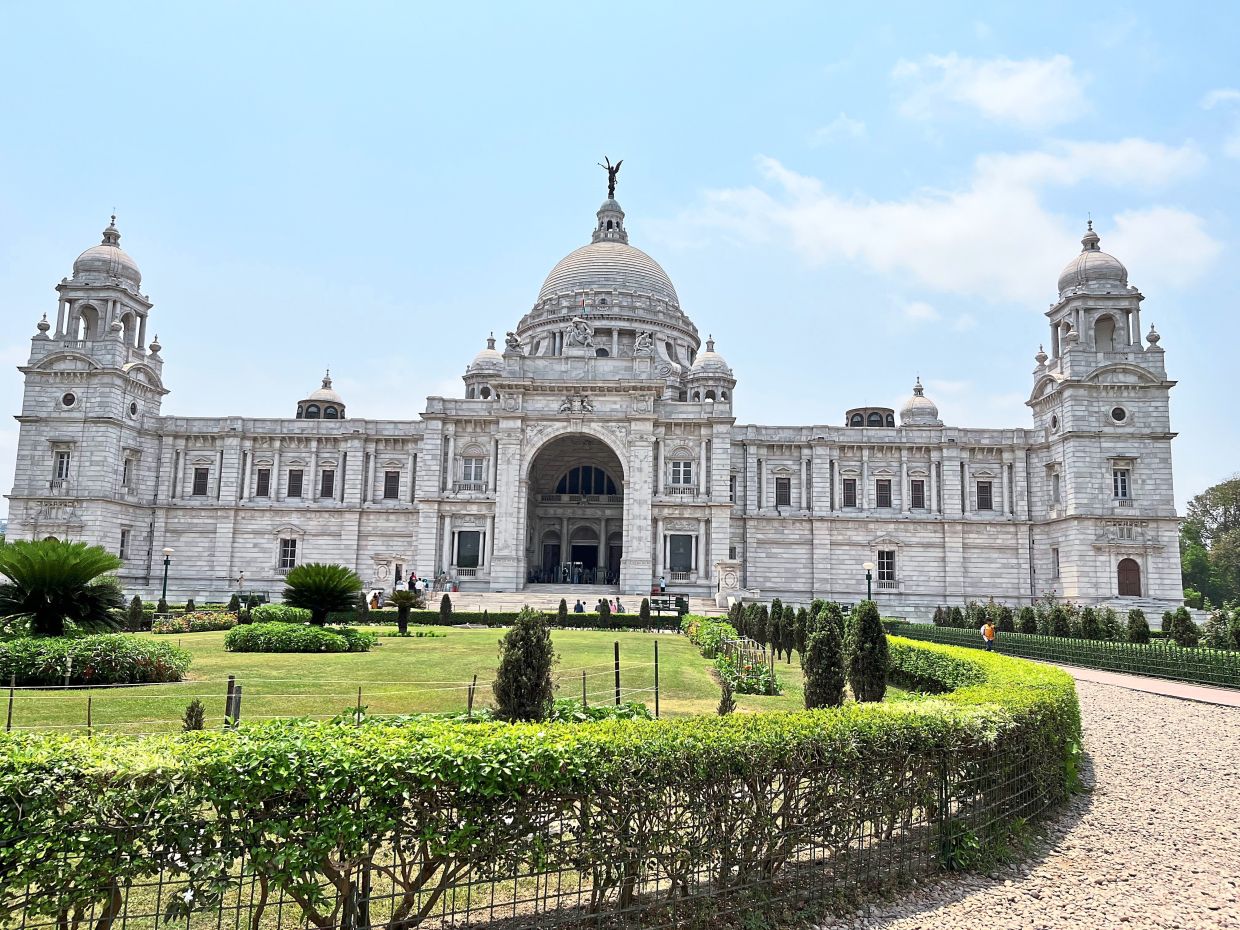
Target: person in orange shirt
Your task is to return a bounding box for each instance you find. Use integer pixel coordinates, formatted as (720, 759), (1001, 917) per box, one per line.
(981, 619), (997, 651)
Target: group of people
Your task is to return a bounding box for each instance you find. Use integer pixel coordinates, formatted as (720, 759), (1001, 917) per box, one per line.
(572, 598), (625, 613)
(527, 565), (620, 586)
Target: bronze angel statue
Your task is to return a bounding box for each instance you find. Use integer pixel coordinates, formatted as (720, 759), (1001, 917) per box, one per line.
(598, 157), (622, 198)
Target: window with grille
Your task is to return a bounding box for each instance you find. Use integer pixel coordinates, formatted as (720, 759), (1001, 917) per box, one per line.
(319, 470), (335, 499)
(775, 477), (791, 507)
(118, 528), (129, 561)
(911, 479), (926, 509)
(121, 458), (134, 490)
(1113, 468), (1130, 499)
(255, 468), (271, 497)
(383, 470), (400, 499)
(729, 474), (736, 503)
(878, 549), (896, 582)
(875, 479), (892, 508)
(279, 538), (297, 570)
(977, 481), (994, 511)
(671, 461), (694, 485)
(54, 451), (71, 481)
(462, 458), (485, 483)
(192, 468), (209, 496)
(556, 466), (617, 495)
(287, 469), (303, 499)
(843, 478), (858, 508)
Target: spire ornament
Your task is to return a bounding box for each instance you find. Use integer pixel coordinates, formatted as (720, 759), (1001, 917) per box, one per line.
(598, 156), (622, 199)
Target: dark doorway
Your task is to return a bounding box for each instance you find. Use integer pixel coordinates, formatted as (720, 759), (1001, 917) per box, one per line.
(542, 544), (561, 575)
(1117, 558), (1141, 597)
(571, 544), (599, 571)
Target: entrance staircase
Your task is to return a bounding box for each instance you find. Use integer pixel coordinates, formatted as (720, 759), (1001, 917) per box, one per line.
(437, 586), (723, 616)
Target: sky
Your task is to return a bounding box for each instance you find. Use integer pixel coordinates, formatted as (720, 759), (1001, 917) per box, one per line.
(2, 1), (1238, 518)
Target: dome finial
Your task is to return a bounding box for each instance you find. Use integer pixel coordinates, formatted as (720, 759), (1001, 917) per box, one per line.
(486, 332), (496, 350)
(706, 334), (715, 352)
(1081, 218), (1101, 252)
(322, 368), (332, 389)
(913, 376), (925, 396)
(101, 213), (121, 247)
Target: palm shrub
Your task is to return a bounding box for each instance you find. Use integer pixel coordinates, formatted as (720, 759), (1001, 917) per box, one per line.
(803, 623), (846, 709)
(126, 595), (144, 630)
(0, 540), (125, 636)
(846, 600), (888, 702)
(440, 593), (453, 625)
(1169, 607), (1200, 648)
(1126, 608), (1151, 644)
(1080, 607), (1101, 641)
(793, 606), (810, 657)
(281, 563), (363, 625)
(492, 606), (557, 721)
(558, 598), (568, 624)
(1203, 611), (1232, 650)
(1017, 606), (1037, 634)
(389, 589), (416, 635)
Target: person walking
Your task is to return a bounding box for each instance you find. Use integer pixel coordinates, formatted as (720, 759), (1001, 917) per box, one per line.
(981, 618), (996, 652)
(659, 574), (666, 594)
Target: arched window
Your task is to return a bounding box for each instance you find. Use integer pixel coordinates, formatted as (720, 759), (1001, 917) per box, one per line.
(76, 305), (99, 341)
(720, 390), (729, 401)
(677, 390), (687, 401)
(324, 406), (339, 419)
(867, 412), (883, 427)
(296, 405), (304, 419)
(885, 413), (895, 427)
(480, 386), (492, 399)
(595, 347), (609, 357)
(692, 391), (701, 401)
(466, 386), (476, 399)
(705, 390), (716, 401)
(850, 414), (864, 427)
(305, 404), (321, 419)
(606, 220), (613, 230)
(555, 466), (618, 496)
(1094, 314), (1117, 352)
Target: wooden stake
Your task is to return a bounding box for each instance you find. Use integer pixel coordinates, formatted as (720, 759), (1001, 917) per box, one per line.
(654, 640), (660, 719)
(356, 686), (363, 726)
(224, 675), (236, 730)
(86, 696), (92, 736)
(581, 669), (587, 708)
(6, 675), (14, 733)
(231, 685), (242, 724)
(467, 675), (477, 719)
(614, 640), (621, 707)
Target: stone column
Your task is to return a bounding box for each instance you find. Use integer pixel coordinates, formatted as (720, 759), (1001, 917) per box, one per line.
(1001, 454), (1011, 516)
(55, 298), (66, 337)
(656, 440), (665, 497)
(486, 514), (495, 568)
(444, 432), (455, 492)
(962, 460), (971, 514)
(490, 438), (499, 492)
(700, 441), (708, 498)
(368, 448), (379, 503)
(655, 516), (665, 578)
(137, 315), (147, 350)
(440, 514), (452, 573)
(611, 328), (618, 357)
(1051, 322), (1060, 358)
(561, 515), (569, 566)
(861, 447), (870, 511)
(599, 515), (607, 574)
(1132, 306), (1142, 343)
(240, 448), (251, 502)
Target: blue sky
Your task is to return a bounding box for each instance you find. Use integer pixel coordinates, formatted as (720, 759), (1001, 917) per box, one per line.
(2, 1), (1238, 517)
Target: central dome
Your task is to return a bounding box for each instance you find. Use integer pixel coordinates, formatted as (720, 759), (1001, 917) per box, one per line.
(537, 239), (680, 306)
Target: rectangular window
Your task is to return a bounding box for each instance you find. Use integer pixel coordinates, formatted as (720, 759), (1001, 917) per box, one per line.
(910, 479), (926, 509)
(255, 468), (271, 497)
(319, 469), (335, 499)
(878, 549), (896, 582)
(729, 474), (737, 503)
(775, 476), (792, 507)
(118, 528), (129, 561)
(462, 457), (485, 483)
(668, 534), (694, 572)
(457, 530), (481, 569)
(1113, 468), (1130, 499)
(191, 468), (210, 496)
(279, 538), (297, 571)
(54, 451), (71, 481)
(875, 479), (892, 508)
(287, 469), (304, 499)
(1051, 473), (1061, 506)
(843, 478), (858, 508)
(728, 545), (737, 560)
(121, 459), (132, 489)
(671, 461), (694, 485)
(1051, 547), (1061, 579)
(977, 481), (994, 511)
(383, 470), (400, 499)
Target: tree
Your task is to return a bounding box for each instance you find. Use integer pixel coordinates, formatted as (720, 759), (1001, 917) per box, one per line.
(0, 540), (125, 636)
(1017, 606), (1037, 634)
(793, 606), (810, 658)
(126, 595), (144, 630)
(846, 600), (888, 703)
(1202, 611), (1232, 650)
(639, 597), (651, 627)
(781, 604), (797, 662)
(803, 624), (846, 709)
(558, 598), (569, 625)
(768, 608), (784, 660)
(755, 605), (769, 647)
(820, 601), (846, 637)
(1126, 608), (1151, 644)
(440, 593), (453, 625)
(1181, 477), (1240, 605)
(1049, 605), (1071, 638)
(932, 606), (947, 626)
(281, 563), (363, 625)
(996, 604), (1015, 634)
(1169, 607), (1200, 647)
(1161, 611), (1173, 634)
(389, 589), (416, 635)
(226, 593), (241, 613)
(357, 590), (370, 623)
(948, 605), (965, 629)
(1080, 607), (1101, 640)
(492, 606), (557, 721)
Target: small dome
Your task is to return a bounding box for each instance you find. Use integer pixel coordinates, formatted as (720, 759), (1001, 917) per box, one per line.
(307, 370), (344, 404)
(1057, 221), (1128, 298)
(469, 333), (504, 372)
(72, 216), (141, 288)
(900, 378), (942, 427)
(297, 370), (346, 419)
(689, 336), (733, 377)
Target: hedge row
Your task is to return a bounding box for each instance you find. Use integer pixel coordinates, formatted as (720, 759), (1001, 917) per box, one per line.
(327, 608), (683, 631)
(0, 635), (191, 686)
(223, 622), (377, 653)
(889, 621), (1240, 688)
(152, 611), (239, 634)
(0, 639), (1078, 926)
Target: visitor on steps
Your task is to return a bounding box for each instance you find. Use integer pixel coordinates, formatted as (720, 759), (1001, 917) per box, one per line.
(574, 600), (584, 613)
(982, 619), (996, 651)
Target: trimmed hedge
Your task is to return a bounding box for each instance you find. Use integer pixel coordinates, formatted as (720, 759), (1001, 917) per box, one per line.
(223, 622), (377, 653)
(325, 608), (681, 631)
(889, 620), (1240, 688)
(250, 603), (312, 624)
(152, 611), (238, 634)
(0, 639), (1078, 926)
(0, 635), (191, 686)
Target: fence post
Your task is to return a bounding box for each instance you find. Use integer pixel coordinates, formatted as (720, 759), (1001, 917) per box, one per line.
(224, 675), (236, 730)
(581, 669), (587, 708)
(654, 640), (660, 719)
(86, 696), (92, 736)
(356, 686), (363, 726)
(467, 674), (477, 719)
(614, 640), (621, 707)
(6, 675), (14, 733)
(231, 685), (243, 725)
(63, 658), (72, 689)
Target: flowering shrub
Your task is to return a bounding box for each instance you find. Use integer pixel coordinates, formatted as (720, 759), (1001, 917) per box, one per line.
(224, 622), (376, 653)
(0, 635), (190, 685)
(152, 611), (238, 634)
(714, 653), (781, 695)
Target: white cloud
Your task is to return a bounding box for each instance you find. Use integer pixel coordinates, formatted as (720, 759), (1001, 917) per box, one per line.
(810, 113), (867, 146)
(673, 140), (1215, 305)
(1201, 88), (1240, 109)
(1225, 131), (1240, 160)
(901, 300), (940, 322)
(953, 313), (977, 332)
(893, 53), (1087, 130)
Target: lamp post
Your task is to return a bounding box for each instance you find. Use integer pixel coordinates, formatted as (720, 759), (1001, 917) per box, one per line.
(160, 548), (174, 606)
(862, 561), (875, 601)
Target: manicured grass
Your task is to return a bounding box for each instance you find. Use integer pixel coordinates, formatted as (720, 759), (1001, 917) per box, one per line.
(4, 627), (905, 734)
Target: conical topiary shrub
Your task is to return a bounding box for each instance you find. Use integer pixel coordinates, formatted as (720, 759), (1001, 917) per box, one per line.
(803, 623), (846, 709)
(492, 606), (557, 721)
(845, 600), (888, 703)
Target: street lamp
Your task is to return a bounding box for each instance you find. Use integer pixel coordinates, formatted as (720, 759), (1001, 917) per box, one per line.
(160, 548), (174, 607)
(862, 561), (875, 601)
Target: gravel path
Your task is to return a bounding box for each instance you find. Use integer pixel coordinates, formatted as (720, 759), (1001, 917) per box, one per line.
(819, 680), (1240, 930)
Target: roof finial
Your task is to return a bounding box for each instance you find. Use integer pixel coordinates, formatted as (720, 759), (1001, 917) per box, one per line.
(1081, 217), (1100, 252)
(706, 333), (715, 352)
(322, 368), (332, 388)
(101, 212), (121, 246)
(486, 332), (496, 350)
(913, 376), (925, 396)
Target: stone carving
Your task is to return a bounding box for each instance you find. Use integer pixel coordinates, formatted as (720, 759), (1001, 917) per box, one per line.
(559, 394), (595, 415)
(504, 331), (523, 354)
(633, 331), (654, 356)
(665, 519), (698, 531)
(632, 395), (653, 414)
(565, 317), (595, 348)
(501, 394), (520, 412)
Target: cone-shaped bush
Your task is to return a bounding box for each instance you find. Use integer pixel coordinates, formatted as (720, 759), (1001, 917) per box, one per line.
(127, 595), (144, 629)
(793, 606), (810, 657)
(389, 589), (416, 635)
(803, 623), (846, 709)
(226, 593), (241, 613)
(1080, 607), (1101, 640)
(281, 563), (363, 625)
(440, 593), (453, 625)
(185, 597), (196, 612)
(1050, 605), (1071, 638)
(1100, 608), (1122, 641)
(639, 598), (651, 626)
(996, 604), (1015, 633)
(755, 605), (769, 646)
(1018, 606), (1037, 634)
(768, 608), (783, 660)
(948, 605), (965, 629)
(558, 598), (568, 624)
(492, 606), (557, 721)
(357, 590), (370, 623)
(1161, 611), (1173, 633)
(0, 540), (125, 636)
(932, 606), (946, 626)
(846, 599), (888, 703)
(782, 605), (797, 661)
(1169, 607), (1200, 647)
(1126, 608), (1151, 644)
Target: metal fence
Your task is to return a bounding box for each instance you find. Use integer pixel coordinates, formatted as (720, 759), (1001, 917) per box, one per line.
(2, 737), (1057, 929)
(888, 621), (1240, 687)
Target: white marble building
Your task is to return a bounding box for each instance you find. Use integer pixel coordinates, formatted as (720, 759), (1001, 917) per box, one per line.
(5, 187), (1185, 614)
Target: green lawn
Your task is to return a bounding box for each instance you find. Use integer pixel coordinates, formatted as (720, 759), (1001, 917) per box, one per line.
(6, 627), (905, 735)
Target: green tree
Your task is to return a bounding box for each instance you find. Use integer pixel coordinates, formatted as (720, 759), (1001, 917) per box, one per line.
(768, 607), (784, 660)
(440, 593), (453, 625)
(226, 593), (241, 613)
(558, 597), (568, 625)
(755, 605), (769, 647)
(126, 594), (144, 630)
(1169, 606), (1200, 647)
(1049, 605), (1071, 638)
(1202, 611), (1232, 650)
(1017, 606), (1038, 634)
(492, 606), (557, 721)
(793, 606), (810, 657)
(948, 605), (965, 629)
(0, 540), (125, 636)
(1126, 608), (1151, 644)
(389, 589), (416, 635)
(281, 563), (363, 625)
(932, 605), (947, 626)
(781, 604), (797, 662)
(845, 600), (888, 703)
(356, 590), (370, 623)
(1080, 607), (1102, 640)
(1181, 477), (1240, 604)
(639, 597), (651, 627)
(996, 604), (1015, 634)
(803, 623), (846, 708)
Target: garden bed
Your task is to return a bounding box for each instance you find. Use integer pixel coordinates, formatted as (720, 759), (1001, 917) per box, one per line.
(0, 635), (191, 686)
(223, 622), (377, 653)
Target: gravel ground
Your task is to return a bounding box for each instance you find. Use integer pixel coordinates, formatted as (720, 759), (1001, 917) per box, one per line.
(818, 680), (1240, 930)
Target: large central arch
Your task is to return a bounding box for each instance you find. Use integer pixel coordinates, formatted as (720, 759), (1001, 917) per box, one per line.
(524, 433), (625, 587)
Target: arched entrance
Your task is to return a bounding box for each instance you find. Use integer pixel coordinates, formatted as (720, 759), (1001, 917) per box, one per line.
(525, 434), (624, 586)
(1117, 558), (1142, 597)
